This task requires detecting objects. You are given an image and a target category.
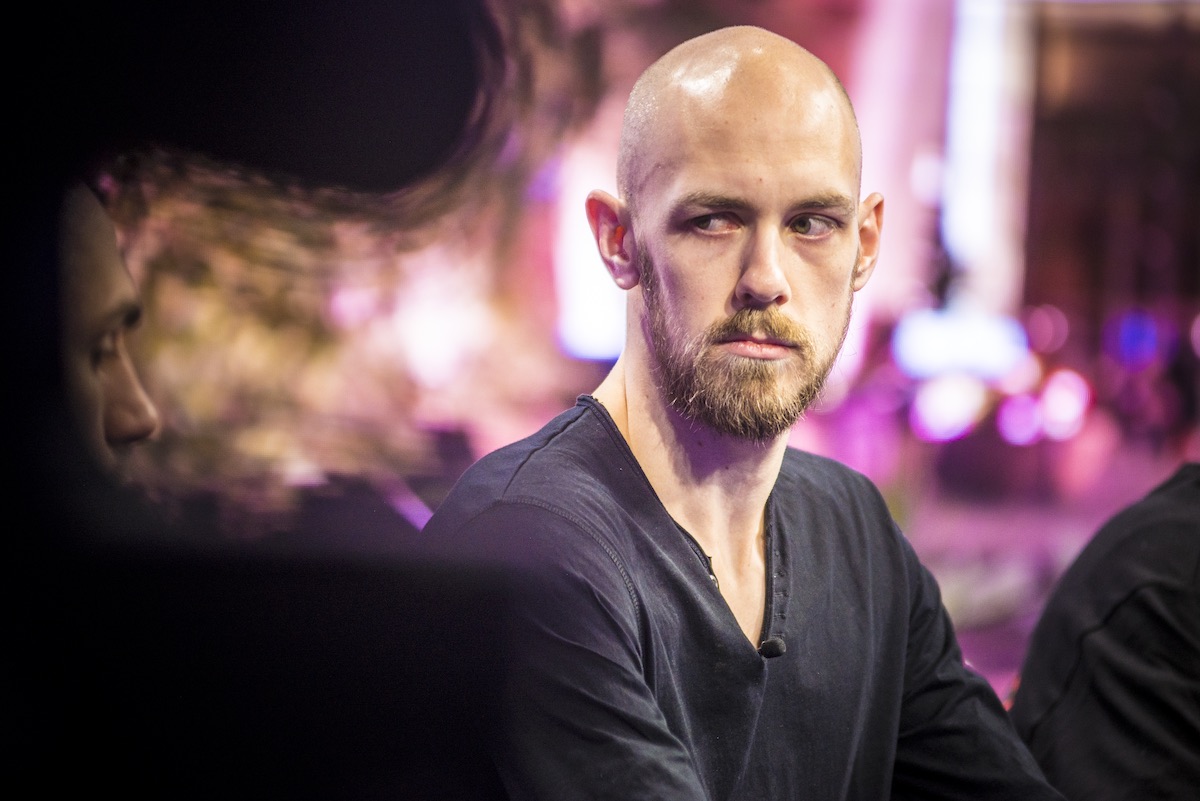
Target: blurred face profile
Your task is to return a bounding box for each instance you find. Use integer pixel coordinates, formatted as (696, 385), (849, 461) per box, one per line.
(58, 182), (160, 472)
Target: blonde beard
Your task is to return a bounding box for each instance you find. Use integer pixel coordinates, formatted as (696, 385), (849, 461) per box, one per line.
(640, 248), (852, 442)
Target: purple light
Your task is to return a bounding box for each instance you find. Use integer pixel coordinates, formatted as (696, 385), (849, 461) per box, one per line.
(1104, 310), (1164, 372)
(1023, 304), (1068, 354)
(329, 285), (379, 329)
(1040, 368), (1091, 441)
(997, 393), (1041, 446)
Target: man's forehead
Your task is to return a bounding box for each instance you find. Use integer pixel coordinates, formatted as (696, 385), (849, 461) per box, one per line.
(59, 185), (140, 331)
(636, 101), (861, 206)
(664, 59), (852, 141)
(622, 40), (860, 207)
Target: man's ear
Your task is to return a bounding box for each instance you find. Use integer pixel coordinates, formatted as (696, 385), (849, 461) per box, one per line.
(586, 190), (638, 290)
(852, 191), (884, 291)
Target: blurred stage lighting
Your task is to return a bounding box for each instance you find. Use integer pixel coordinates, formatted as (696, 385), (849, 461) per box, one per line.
(997, 393), (1042, 446)
(909, 373), (989, 442)
(1022, 303), (1069, 354)
(1040, 368), (1091, 441)
(892, 306), (1029, 381)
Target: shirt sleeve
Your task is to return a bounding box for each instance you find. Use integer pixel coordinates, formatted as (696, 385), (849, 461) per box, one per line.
(890, 535), (1065, 801)
(451, 501), (712, 801)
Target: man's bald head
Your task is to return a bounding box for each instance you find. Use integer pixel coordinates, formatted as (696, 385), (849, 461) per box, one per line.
(616, 26), (861, 212)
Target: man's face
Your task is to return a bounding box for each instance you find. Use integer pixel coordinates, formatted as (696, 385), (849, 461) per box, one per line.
(59, 183), (160, 471)
(640, 245), (852, 441)
(628, 76), (872, 442)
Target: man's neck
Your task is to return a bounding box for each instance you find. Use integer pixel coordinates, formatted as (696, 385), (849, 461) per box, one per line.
(594, 357), (786, 645)
(593, 357), (788, 553)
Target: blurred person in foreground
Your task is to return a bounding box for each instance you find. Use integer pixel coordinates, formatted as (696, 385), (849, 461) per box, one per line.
(58, 180), (161, 473)
(1008, 431), (1200, 800)
(422, 25), (1062, 800)
(8, 2), (519, 796)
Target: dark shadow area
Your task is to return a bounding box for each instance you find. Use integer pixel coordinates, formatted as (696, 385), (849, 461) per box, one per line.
(27, 0), (488, 194)
(18, 520), (512, 799)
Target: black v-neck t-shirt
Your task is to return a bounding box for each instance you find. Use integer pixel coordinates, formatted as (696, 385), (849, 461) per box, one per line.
(424, 396), (1061, 800)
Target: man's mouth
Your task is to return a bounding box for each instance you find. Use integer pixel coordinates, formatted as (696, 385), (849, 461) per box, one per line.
(716, 332), (796, 349)
(714, 334), (797, 360)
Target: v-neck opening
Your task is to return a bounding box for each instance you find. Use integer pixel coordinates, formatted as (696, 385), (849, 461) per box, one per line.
(580, 394), (783, 656)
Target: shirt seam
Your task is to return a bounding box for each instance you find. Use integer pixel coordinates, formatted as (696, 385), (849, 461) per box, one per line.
(492, 495), (645, 628)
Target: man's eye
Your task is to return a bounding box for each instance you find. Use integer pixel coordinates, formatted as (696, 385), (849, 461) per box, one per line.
(790, 215), (837, 236)
(91, 331), (121, 368)
(692, 213), (735, 233)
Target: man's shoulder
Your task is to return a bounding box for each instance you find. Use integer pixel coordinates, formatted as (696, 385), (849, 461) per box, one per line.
(773, 447), (900, 548)
(427, 398), (640, 532)
(777, 446), (884, 502)
(1057, 461), (1200, 596)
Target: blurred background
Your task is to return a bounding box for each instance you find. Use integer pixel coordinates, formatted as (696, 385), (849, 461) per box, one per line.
(96, 0), (1198, 694)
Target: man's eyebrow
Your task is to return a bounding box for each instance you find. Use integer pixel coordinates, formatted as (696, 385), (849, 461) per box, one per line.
(94, 300), (144, 333)
(671, 191), (750, 212)
(791, 192), (858, 218)
(672, 191), (858, 218)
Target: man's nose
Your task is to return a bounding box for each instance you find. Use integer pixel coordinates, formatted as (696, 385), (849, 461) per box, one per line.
(734, 229), (791, 309)
(104, 350), (161, 447)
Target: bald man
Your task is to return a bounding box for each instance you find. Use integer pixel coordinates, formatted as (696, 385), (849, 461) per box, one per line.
(424, 26), (1063, 800)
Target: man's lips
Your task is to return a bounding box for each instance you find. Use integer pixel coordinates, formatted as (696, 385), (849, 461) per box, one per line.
(715, 334), (797, 359)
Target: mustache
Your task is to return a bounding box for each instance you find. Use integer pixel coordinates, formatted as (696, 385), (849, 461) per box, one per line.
(705, 308), (808, 349)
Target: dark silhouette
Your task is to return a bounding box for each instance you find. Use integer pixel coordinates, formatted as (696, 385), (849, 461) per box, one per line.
(1009, 462), (1200, 800)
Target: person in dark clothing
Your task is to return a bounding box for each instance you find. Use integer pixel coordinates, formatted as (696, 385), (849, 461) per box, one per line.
(1009, 461), (1200, 800)
(421, 25), (1063, 800)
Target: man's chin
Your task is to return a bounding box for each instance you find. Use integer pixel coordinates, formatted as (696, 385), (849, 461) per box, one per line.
(106, 447), (146, 486)
(676, 386), (808, 443)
